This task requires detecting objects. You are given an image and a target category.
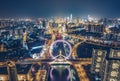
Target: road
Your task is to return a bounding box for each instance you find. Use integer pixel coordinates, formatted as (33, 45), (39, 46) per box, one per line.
(74, 64), (90, 81)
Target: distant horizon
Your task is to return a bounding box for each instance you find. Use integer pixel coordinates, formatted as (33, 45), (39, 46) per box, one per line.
(0, 14), (119, 19)
(0, 0), (120, 19)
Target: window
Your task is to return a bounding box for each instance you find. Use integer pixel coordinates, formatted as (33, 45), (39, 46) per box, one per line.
(95, 62), (100, 68)
(112, 63), (119, 69)
(117, 52), (120, 57)
(110, 71), (118, 77)
(96, 57), (102, 62)
(109, 78), (117, 81)
(98, 51), (102, 56)
(95, 69), (100, 72)
(110, 50), (114, 57)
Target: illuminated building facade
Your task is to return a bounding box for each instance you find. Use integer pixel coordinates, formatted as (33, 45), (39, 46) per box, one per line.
(91, 48), (120, 81)
(101, 49), (120, 81)
(101, 59), (120, 81)
(86, 24), (105, 33)
(91, 49), (107, 75)
(42, 19), (46, 28)
(0, 64), (32, 81)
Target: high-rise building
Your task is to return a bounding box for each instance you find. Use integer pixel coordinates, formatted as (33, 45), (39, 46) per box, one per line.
(91, 49), (107, 76)
(101, 58), (120, 81)
(42, 19), (46, 28)
(109, 49), (120, 58)
(101, 49), (120, 81)
(86, 24), (105, 33)
(70, 14), (73, 23)
(91, 48), (120, 81)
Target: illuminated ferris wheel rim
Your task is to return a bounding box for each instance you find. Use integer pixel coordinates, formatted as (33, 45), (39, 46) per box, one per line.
(49, 40), (72, 59)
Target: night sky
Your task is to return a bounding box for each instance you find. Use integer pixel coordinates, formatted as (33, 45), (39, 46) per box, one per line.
(0, 0), (120, 18)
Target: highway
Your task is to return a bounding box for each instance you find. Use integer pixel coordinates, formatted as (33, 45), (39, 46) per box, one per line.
(74, 64), (90, 81)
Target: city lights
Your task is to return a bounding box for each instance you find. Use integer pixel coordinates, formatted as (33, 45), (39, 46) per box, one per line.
(0, 0), (120, 81)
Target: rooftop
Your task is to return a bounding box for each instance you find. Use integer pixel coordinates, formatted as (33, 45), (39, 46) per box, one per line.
(16, 64), (32, 74)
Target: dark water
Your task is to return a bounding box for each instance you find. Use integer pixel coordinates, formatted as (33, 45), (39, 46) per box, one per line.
(48, 65), (80, 81)
(48, 67), (70, 81)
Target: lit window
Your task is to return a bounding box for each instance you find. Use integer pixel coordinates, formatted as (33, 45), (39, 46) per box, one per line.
(112, 63), (119, 69)
(96, 57), (102, 62)
(95, 69), (100, 72)
(110, 51), (114, 57)
(109, 78), (117, 81)
(0, 77), (3, 80)
(117, 52), (120, 57)
(98, 51), (102, 56)
(96, 63), (100, 68)
(110, 71), (118, 77)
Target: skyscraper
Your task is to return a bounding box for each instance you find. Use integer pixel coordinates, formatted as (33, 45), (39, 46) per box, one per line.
(70, 14), (73, 22)
(101, 58), (120, 81)
(101, 49), (120, 81)
(91, 49), (107, 76)
(42, 19), (46, 28)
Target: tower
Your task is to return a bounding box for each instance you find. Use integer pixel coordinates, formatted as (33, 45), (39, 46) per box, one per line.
(42, 19), (46, 28)
(70, 14), (73, 22)
(91, 49), (107, 76)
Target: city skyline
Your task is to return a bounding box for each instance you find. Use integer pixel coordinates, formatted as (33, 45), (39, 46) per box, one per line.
(0, 11), (120, 81)
(0, 0), (120, 18)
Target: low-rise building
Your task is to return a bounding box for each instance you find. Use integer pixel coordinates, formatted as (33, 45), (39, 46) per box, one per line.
(0, 67), (8, 81)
